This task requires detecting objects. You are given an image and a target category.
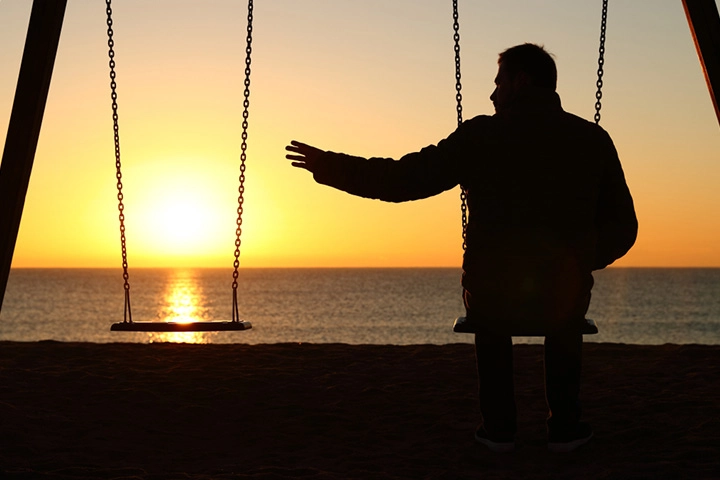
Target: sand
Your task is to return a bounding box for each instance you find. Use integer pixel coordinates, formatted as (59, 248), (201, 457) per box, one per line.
(1, 341), (718, 479)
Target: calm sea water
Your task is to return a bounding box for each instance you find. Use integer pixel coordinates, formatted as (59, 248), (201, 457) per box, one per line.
(1, 268), (719, 345)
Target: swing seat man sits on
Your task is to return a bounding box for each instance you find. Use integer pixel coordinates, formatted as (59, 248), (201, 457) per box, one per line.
(286, 44), (637, 453)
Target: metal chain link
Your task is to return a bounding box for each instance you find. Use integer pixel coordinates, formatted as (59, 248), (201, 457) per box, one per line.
(232, 0), (254, 323)
(594, 0), (608, 125)
(106, 0), (132, 323)
(452, 0), (468, 251)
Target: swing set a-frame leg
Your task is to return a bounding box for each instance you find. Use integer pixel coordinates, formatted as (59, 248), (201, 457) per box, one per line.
(0, 0), (67, 314)
(683, 0), (720, 127)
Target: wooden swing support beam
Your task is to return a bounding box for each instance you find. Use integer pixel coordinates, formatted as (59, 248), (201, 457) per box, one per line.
(683, 0), (720, 126)
(1, 0), (720, 314)
(0, 0), (67, 313)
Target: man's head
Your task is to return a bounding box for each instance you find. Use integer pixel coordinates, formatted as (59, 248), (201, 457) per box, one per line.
(490, 43), (557, 112)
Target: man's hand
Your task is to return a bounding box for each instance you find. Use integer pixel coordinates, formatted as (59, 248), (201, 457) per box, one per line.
(285, 140), (325, 172)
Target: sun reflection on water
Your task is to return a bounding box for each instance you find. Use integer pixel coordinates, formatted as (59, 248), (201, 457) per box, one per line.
(149, 269), (217, 344)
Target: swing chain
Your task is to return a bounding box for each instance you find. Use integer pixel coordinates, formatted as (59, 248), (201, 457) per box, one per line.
(452, 1), (463, 127)
(232, 0), (254, 323)
(594, 0), (608, 125)
(452, 0), (468, 251)
(106, 0), (132, 323)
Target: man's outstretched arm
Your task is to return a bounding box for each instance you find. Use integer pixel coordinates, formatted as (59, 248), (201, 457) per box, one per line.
(284, 129), (470, 203)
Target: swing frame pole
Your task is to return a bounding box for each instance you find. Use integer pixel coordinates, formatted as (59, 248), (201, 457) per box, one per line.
(683, 0), (720, 127)
(0, 0), (67, 314)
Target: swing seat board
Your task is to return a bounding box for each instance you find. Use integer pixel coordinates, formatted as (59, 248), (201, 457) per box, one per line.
(453, 317), (598, 336)
(111, 321), (252, 332)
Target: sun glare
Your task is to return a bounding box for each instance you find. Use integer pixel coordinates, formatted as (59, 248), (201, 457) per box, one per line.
(161, 270), (207, 323)
(147, 269), (218, 344)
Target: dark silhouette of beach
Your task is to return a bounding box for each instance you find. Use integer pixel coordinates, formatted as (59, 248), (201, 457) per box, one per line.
(0, 341), (718, 479)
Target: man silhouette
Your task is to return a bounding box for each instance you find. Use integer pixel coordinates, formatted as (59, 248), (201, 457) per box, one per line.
(286, 43), (637, 453)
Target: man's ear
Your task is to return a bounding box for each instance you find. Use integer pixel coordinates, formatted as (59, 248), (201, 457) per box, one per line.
(513, 71), (532, 88)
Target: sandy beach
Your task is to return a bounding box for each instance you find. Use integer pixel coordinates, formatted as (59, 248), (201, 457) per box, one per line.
(0, 341), (718, 479)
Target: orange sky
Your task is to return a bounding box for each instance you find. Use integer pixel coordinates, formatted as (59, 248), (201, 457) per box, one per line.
(1, 0), (719, 268)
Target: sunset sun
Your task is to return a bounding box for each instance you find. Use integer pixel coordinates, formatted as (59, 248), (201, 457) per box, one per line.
(146, 195), (215, 250)
(128, 167), (236, 261)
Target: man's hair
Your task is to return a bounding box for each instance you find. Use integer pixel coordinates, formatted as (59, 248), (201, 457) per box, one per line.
(498, 43), (557, 90)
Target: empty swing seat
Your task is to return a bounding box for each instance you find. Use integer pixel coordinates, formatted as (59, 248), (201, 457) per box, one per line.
(111, 321), (252, 332)
(453, 317), (598, 336)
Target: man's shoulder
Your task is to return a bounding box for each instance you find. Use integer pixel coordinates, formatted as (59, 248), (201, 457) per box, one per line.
(460, 110), (611, 142)
(560, 110), (608, 134)
(460, 114), (502, 134)
(464, 114), (496, 125)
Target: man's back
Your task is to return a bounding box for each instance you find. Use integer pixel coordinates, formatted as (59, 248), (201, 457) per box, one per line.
(459, 89), (636, 331)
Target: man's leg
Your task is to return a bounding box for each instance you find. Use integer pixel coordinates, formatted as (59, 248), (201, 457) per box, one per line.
(464, 289), (516, 451)
(545, 331), (592, 451)
(474, 331), (517, 438)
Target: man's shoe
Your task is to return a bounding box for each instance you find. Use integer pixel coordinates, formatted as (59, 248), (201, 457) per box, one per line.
(548, 422), (593, 453)
(474, 426), (515, 453)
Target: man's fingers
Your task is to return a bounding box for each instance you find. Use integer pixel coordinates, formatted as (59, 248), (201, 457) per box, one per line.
(289, 140), (307, 148)
(286, 154), (306, 161)
(286, 141), (310, 152)
(286, 140), (321, 155)
(291, 162), (309, 170)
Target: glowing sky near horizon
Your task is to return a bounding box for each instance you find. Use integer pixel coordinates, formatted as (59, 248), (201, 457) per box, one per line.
(1, 0), (719, 268)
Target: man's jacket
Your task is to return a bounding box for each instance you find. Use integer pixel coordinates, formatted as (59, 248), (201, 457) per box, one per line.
(309, 89), (638, 333)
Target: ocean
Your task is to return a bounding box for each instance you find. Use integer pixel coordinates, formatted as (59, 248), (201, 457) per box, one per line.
(1, 268), (719, 345)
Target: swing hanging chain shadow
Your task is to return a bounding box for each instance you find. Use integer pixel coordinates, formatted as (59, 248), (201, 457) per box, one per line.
(452, 0), (608, 337)
(108, 0), (252, 333)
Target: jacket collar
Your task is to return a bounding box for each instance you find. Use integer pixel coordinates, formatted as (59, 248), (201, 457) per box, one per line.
(501, 88), (563, 116)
